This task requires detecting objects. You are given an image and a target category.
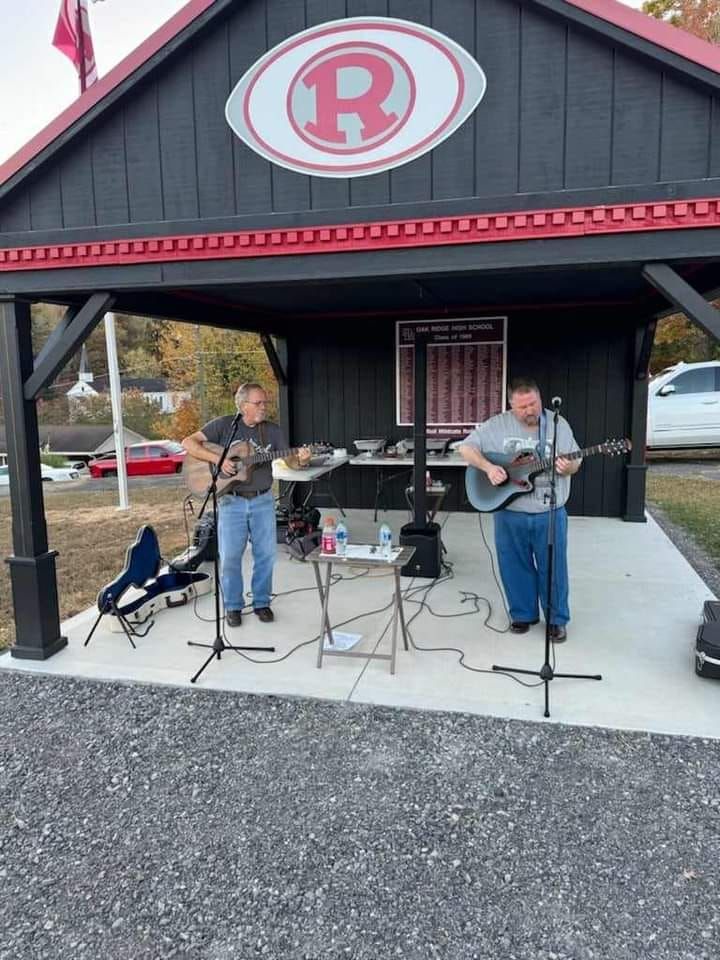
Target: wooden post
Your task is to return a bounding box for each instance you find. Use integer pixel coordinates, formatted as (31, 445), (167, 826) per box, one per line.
(0, 298), (67, 659)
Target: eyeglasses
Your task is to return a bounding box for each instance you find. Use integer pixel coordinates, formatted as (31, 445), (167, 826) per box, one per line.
(245, 400), (268, 406)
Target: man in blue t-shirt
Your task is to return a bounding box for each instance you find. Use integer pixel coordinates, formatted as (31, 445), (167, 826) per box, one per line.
(459, 377), (581, 643)
(182, 382), (309, 627)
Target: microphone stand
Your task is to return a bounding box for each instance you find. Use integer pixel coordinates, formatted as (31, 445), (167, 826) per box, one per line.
(492, 399), (601, 717)
(189, 410), (274, 684)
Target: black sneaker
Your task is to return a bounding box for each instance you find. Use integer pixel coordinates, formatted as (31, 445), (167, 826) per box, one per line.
(549, 625), (567, 643)
(510, 619), (539, 634)
(226, 610), (242, 627)
(254, 607), (274, 623)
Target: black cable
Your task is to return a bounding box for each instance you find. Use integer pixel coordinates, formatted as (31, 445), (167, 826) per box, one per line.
(395, 513), (544, 688)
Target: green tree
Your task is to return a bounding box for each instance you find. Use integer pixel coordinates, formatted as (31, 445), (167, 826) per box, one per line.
(71, 389), (166, 438)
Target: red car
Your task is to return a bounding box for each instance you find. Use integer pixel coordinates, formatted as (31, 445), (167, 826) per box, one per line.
(89, 441), (186, 478)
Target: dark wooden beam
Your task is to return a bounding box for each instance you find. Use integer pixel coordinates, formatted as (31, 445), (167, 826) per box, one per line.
(635, 319), (657, 380)
(642, 263), (720, 343)
(32, 302), (80, 372)
(274, 336), (290, 438)
(24, 291), (114, 399)
(259, 332), (287, 386)
(0, 297), (67, 659)
(624, 321), (656, 523)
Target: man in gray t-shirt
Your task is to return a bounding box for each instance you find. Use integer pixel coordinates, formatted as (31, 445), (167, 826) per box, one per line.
(459, 378), (581, 643)
(182, 382), (309, 627)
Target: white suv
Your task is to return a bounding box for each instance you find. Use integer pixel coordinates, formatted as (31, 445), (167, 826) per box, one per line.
(647, 360), (720, 449)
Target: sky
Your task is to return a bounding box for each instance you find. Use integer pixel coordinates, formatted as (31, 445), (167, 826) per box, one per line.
(1, 0), (648, 167)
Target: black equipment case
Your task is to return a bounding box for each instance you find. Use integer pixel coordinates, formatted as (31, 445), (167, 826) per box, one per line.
(696, 600), (720, 679)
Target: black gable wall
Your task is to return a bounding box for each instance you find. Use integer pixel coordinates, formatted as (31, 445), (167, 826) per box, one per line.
(3, 0), (720, 235)
(286, 311), (633, 517)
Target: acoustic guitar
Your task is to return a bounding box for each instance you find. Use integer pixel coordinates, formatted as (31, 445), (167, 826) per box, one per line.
(465, 438), (631, 513)
(184, 440), (331, 499)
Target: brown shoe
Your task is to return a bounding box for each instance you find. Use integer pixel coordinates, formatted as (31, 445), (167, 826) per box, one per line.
(510, 619), (539, 634)
(254, 607), (274, 623)
(549, 625), (567, 643)
(226, 610), (242, 627)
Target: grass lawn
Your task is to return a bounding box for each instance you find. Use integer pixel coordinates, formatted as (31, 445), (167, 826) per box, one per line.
(646, 474), (720, 566)
(0, 482), (192, 651)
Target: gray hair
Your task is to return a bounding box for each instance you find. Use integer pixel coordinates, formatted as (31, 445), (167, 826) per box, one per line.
(234, 382), (266, 410)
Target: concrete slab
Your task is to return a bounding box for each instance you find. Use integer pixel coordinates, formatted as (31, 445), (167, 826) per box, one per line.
(1, 509), (715, 738)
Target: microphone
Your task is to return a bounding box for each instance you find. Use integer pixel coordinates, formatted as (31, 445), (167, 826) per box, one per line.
(551, 396), (562, 409)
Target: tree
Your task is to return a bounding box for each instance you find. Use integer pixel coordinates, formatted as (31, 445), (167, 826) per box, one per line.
(651, 311), (720, 372)
(642, 0), (720, 41)
(71, 389), (166, 438)
(159, 398), (201, 441)
(157, 323), (278, 421)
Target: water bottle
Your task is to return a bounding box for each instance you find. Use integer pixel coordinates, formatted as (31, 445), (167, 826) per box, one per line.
(378, 522), (392, 560)
(321, 516), (337, 555)
(335, 521), (348, 557)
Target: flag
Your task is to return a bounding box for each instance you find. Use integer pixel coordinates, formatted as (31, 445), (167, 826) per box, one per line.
(52, 0), (98, 91)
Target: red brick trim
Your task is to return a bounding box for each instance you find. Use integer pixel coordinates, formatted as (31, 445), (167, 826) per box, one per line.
(1, 198), (718, 272)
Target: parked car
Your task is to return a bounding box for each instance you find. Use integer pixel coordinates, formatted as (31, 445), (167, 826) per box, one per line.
(89, 441), (186, 478)
(0, 464), (81, 484)
(647, 360), (720, 449)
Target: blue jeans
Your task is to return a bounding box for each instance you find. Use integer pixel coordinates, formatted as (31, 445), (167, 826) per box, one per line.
(493, 507), (570, 626)
(217, 491), (276, 611)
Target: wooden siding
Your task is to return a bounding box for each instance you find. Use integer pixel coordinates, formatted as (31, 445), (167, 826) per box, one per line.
(286, 313), (633, 517)
(3, 0), (720, 233)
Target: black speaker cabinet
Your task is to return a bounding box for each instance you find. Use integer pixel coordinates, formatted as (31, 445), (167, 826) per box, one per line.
(399, 523), (442, 579)
(696, 600), (720, 679)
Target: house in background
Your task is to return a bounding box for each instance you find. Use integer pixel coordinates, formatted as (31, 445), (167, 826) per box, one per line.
(66, 345), (189, 414)
(0, 425), (147, 466)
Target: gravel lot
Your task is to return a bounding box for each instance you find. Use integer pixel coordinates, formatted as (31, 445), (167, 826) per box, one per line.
(0, 672), (718, 960)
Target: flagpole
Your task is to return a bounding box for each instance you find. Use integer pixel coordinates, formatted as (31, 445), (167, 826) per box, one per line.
(77, 0), (87, 93)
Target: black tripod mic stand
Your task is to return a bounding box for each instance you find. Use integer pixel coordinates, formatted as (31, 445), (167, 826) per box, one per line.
(189, 410), (274, 684)
(492, 398), (601, 718)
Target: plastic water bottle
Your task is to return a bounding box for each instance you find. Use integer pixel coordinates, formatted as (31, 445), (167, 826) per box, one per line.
(378, 522), (392, 560)
(321, 516), (337, 555)
(335, 521), (348, 557)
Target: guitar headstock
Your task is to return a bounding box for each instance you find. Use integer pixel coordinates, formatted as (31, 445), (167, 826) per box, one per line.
(601, 438), (631, 456)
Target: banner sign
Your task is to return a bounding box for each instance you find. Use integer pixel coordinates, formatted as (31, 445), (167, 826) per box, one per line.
(396, 318), (507, 438)
(226, 17), (486, 179)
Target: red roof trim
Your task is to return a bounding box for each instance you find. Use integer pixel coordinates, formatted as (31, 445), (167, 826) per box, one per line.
(562, 0), (720, 74)
(1, 198), (717, 272)
(0, 0), (218, 189)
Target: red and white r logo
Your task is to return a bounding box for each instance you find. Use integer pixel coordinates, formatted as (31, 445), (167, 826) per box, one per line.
(226, 17), (487, 179)
(288, 44), (415, 153)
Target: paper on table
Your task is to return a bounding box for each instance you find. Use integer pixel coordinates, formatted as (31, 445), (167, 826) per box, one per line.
(341, 544), (402, 561)
(323, 631), (362, 651)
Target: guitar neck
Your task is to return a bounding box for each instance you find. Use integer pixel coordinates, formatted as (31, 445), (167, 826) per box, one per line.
(532, 443), (607, 472)
(240, 445), (302, 466)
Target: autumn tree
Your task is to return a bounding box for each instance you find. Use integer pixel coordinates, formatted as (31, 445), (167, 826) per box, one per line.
(159, 398), (201, 441)
(651, 313), (720, 371)
(642, 0), (720, 41)
(157, 323), (278, 422)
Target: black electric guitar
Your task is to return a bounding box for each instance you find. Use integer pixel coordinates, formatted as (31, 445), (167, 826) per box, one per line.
(184, 440), (332, 499)
(465, 438), (631, 513)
